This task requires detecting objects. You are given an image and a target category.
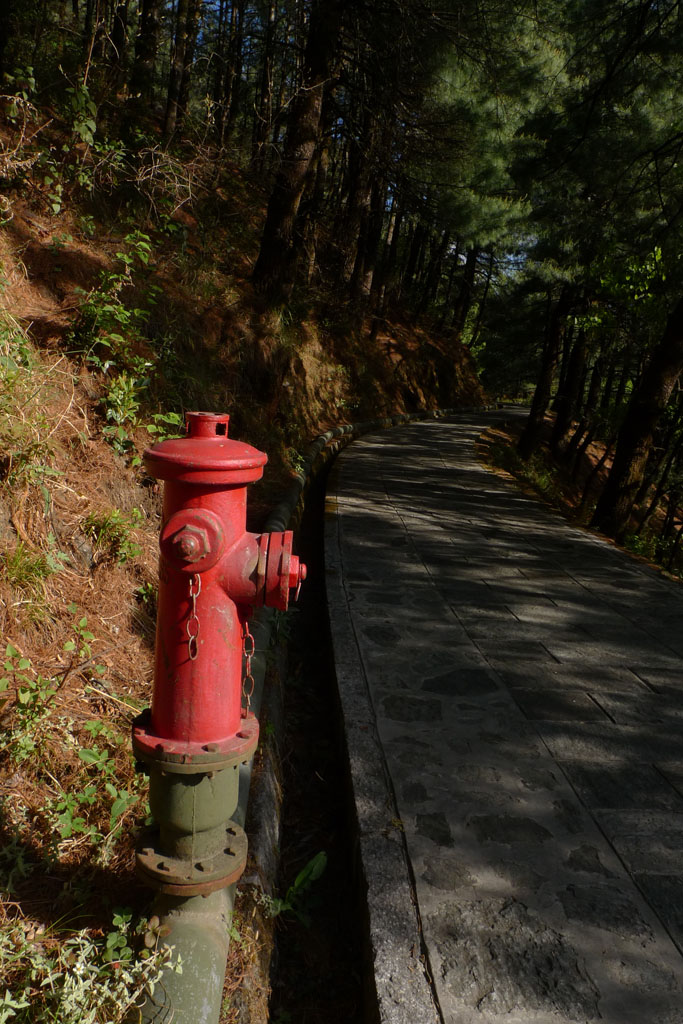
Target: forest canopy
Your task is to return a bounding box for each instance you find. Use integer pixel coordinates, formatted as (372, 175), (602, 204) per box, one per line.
(3, 0), (683, 542)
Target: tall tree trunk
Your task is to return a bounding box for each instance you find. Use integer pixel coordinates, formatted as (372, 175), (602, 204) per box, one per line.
(110, 0), (129, 82)
(341, 106), (383, 292)
(634, 410), (680, 507)
(416, 229), (449, 315)
(637, 433), (683, 535)
(129, 0), (161, 107)
(176, 0), (203, 130)
(355, 177), (386, 301)
(164, 0), (191, 138)
(592, 296), (683, 540)
(223, 0), (245, 142)
(298, 82), (338, 283)
(469, 249), (494, 349)
(82, 0), (98, 67)
(252, 0), (345, 299)
(518, 286), (572, 460)
(379, 204), (404, 313)
(251, 0), (277, 172)
(579, 439), (615, 514)
(599, 355), (617, 418)
(401, 220), (427, 298)
(438, 242), (461, 327)
(568, 358), (603, 476)
(0, 0), (17, 80)
(551, 329), (587, 457)
(452, 247), (480, 343)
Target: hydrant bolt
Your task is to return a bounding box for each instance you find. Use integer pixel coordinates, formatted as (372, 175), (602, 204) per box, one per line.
(173, 525), (209, 562)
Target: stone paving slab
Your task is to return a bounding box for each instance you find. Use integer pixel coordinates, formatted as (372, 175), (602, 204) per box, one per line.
(325, 409), (683, 1024)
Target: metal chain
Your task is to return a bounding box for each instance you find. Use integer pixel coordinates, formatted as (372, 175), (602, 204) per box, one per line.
(187, 573), (201, 661)
(242, 621), (255, 712)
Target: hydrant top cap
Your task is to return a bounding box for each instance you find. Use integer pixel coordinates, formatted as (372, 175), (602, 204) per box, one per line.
(143, 411), (268, 483)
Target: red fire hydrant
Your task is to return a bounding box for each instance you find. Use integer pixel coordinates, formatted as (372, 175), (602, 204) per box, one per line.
(133, 411), (306, 896)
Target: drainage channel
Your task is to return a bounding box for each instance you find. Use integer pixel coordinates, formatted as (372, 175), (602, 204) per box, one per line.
(267, 468), (364, 1024)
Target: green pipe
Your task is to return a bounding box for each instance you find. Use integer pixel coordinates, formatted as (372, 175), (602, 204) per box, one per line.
(139, 889), (233, 1024)
(135, 617), (271, 1024)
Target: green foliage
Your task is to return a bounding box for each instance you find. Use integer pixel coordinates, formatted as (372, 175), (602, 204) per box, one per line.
(144, 411), (184, 441)
(135, 581), (157, 611)
(0, 543), (54, 598)
(0, 909), (177, 1024)
(0, 609), (146, 870)
(65, 83), (97, 145)
(257, 851), (327, 926)
(0, 311), (60, 487)
(71, 231), (154, 375)
(67, 232), (184, 458)
(285, 447), (305, 476)
(0, 643), (57, 764)
(2, 66), (36, 108)
(81, 507), (142, 564)
(101, 371), (148, 455)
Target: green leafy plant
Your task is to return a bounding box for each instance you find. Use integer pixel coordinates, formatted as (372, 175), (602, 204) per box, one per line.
(2, 65), (36, 111)
(0, 644), (58, 763)
(0, 910), (178, 1024)
(65, 83), (97, 146)
(135, 581), (157, 608)
(49, 786), (100, 841)
(63, 607), (106, 666)
(81, 507), (142, 564)
(257, 851), (327, 926)
(145, 410), (184, 441)
(70, 231), (155, 377)
(101, 370), (150, 455)
(41, 157), (63, 216)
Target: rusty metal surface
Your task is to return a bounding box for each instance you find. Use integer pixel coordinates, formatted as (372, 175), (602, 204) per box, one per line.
(132, 709), (259, 774)
(136, 823), (248, 896)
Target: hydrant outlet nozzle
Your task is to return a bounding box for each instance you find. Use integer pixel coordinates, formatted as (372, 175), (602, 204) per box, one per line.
(291, 557), (306, 600)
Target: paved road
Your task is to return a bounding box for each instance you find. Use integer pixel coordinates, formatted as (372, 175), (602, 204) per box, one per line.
(325, 409), (683, 1024)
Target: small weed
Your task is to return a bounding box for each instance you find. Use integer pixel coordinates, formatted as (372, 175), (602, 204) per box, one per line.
(0, 643), (58, 763)
(0, 311), (61, 487)
(256, 851), (327, 926)
(0, 832), (34, 894)
(0, 909), (178, 1024)
(41, 158), (63, 216)
(145, 410), (184, 441)
(65, 82), (97, 146)
(48, 786), (100, 842)
(81, 507), (142, 564)
(78, 214), (96, 237)
(623, 531), (657, 561)
(70, 231), (155, 378)
(135, 581), (157, 612)
(48, 232), (73, 253)
(101, 370), (150, 455)
(285, 447), (305, 476)
(0, 542), (54, 598)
